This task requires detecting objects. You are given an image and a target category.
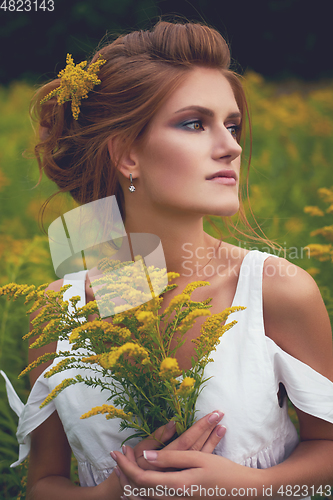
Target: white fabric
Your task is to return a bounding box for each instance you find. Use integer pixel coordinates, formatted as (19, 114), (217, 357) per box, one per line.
(2, 251), (333, 493)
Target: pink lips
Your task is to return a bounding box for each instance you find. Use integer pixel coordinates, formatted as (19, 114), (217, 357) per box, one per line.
(206, 169), (237, 185)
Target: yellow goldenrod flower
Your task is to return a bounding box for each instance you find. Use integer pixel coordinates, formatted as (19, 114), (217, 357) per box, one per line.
(304, 206), (324, 217)
(43, 357), (77, 378)
(182, 281), (210, 296)
(40, 54), (106, 120)
(18, 352), (58, 378)
(81, 355), (102, 364)
(162, 293), (190, 318)
(80, 404), (133, 421)
(135, 310), (158, 329)
(193, 306), (245, 354)
(40, 376), (83, 408)
(176, 377), (195, 397)
(99, 342), (150, 369)
(69, 320), (132, 344)
(318, 187), (333, 204)
(159, 357), (181, 379)
(305, 244), (332, 261)
(177, 309), (211, 335)
(77, 301), (99, 317)
(69, 295), (82, 307)
(311, 225), (333, 242)
(167, 272), (180, 282)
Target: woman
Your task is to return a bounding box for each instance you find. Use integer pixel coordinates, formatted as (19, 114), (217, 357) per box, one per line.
(6, 20), (333, 499)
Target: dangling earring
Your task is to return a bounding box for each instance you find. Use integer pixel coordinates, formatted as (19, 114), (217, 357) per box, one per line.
(128, 173), (136, 192)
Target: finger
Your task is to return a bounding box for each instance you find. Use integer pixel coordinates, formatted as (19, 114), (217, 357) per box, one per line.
(134, 420), (176, 463)
(122, 445), (136, 464)
(115, 450), (196, 490)
(165, 410), (224, 451)
(200, 424), (226, 453)
(116, 461), (147, 500)
(114, 463), (130, 489)
(124, 444), (161, 471)
(150, 420), (177, 446)
(142, 449), (203, 471)
(115, 467), (145, 500)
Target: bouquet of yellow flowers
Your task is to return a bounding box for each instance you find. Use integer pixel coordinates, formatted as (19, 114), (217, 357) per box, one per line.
(0, 256), (244, 443)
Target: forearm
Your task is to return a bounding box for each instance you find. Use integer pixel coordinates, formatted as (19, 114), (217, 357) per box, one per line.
(27, 470), (123, 500)
(261, 440), (333, 496)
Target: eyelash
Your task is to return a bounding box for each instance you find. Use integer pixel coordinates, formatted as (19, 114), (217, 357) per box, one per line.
(182, 120), (240, 140)
(227, 125), (240, 139)
(182, 119), (204, 131)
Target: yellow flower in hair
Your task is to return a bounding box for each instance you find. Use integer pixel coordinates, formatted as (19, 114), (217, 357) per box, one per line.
(40, 53), (106, 120)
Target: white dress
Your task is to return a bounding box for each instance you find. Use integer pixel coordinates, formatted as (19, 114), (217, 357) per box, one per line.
(2, 250), (333, 495)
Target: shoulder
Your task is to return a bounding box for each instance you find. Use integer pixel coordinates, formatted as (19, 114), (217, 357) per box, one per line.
(262, 256), (320, 309)
(46, 278), (64, 293)
(262, 256), (333, 380)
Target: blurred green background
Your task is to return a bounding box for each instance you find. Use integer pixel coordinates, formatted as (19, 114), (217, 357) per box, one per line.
(0, 1), (332, 498)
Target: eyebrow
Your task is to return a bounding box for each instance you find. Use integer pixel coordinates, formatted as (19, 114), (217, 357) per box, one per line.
(174, 105), (241, 120)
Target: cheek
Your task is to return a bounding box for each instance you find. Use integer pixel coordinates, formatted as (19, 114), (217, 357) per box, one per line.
(143, 134), (199, 180)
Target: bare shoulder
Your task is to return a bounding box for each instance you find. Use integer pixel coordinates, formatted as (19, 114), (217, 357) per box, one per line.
(28, 278), (64, 387)
(262, 256), (320, 310)
(262, 256), (333, 380)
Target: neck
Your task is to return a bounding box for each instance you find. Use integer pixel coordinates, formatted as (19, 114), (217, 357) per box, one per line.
(123, 208), (221, 278)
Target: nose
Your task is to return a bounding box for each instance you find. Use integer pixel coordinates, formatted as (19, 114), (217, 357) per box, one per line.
(212, 127), (242, 162)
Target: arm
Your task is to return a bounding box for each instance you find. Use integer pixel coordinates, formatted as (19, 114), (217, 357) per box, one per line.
(113, 258), (333, 499)
(262, 257), (333, 494)
(26, 411), (123, 500)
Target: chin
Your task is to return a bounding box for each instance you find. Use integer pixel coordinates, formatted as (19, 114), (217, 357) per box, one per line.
(207, 203), (240, 218)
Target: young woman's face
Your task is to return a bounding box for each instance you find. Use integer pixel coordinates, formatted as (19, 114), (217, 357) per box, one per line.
(133, 67), (243, 218)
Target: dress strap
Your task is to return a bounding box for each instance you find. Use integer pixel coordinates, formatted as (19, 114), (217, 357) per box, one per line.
(63, 270), (88, 307)
(57, 270), (88, 354)
(232, 250), (277, 308)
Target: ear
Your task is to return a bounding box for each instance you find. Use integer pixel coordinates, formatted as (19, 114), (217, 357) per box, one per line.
(107, 137), (139, 180)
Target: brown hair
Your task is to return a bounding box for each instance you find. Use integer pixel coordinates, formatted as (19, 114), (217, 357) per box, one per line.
(32, 20), (269, 245)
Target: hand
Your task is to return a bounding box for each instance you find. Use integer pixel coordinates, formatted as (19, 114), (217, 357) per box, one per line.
(114, 449), (263, 500)
(129, 410), (225, 471)
(111, 410), (227, 499)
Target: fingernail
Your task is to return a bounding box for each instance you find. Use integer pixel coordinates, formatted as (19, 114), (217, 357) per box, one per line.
(143, 449), (158, 461)
(166, 420), (176, 429)
(122, 444), (127, 455)
(208, 411), (223, 424)
(114, 466), (120, 477)
(216, 425), (227, 437)
(110, 451), (117, 461)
